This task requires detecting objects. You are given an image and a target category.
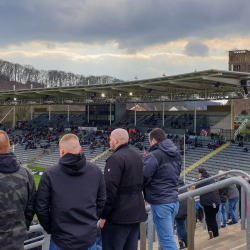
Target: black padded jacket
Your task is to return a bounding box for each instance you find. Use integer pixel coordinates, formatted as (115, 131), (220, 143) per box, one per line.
(101, 144), (147, 224)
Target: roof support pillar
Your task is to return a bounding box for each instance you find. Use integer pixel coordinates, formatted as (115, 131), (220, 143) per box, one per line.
(135, 103), (137, 127)
(13, 106), (15, 128)
(194, 102), (196, 135)
(49, 105), (51, 121)
(87, 105), (89, 124)
(231, 99), (234, 131)
(68, 105), (69, 122)
(162, 102), (165, 127)
(30, 105), (33, 120)
(110, 104), (112, 126)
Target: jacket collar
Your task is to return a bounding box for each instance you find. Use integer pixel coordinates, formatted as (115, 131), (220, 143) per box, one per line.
(148, 142), (160, 152)
(114, 143), (128, 153)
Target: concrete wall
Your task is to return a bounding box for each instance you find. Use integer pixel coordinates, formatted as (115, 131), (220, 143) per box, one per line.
(210, 114), (231, 134)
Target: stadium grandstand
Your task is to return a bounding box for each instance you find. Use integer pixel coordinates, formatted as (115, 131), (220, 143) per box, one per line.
(2, 69), (250, 249)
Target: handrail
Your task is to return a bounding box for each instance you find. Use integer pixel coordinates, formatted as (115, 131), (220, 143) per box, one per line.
(179, 169), (250, 192)
(24, 224), (50, 250)
(179, 177), (250, 250)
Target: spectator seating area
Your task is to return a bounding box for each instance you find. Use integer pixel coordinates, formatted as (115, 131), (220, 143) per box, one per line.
(8, 130), (59, 164)
(35, 133), (110, 168)
(185, 141), (250, 184)
(25, 114), (86, 129)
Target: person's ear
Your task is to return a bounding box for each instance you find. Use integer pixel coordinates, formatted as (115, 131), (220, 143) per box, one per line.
(78, 146), (81, 154)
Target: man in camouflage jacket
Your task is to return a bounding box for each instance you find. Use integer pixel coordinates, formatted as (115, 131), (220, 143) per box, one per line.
(0, 131), (36, 250)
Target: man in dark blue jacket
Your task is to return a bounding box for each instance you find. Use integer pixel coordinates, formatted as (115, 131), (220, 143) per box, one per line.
(36, 134), (106, 250)
(143, 128), (181, 250)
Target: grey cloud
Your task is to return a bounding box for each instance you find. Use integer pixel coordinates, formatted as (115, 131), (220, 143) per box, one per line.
(184, 42), (209, 57)
(46, 43), (56, 49)
(0, 0), (249, 52)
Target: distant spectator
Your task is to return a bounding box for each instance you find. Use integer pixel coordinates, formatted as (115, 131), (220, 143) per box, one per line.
(196, 168), (220, 239)
(225, 174), (239, 225)
(238, 141), (244, 147)
(217, 171), (228, 229)
(243, 147), (248, 153)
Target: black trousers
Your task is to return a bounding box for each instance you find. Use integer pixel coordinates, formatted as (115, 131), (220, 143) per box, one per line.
(204, 206), (219, 237)
(102, 221), (140, 250)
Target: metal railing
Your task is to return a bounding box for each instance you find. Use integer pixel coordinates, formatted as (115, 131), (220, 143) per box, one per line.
(24, 224), (50, 249)
(25, 174), (250, 250)
(179, 169), (250, 192)
(178, 177), (250, 250)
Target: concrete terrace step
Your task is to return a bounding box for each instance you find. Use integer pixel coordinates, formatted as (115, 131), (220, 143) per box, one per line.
(140, 221), (246, 250)
(194, 221), (246, 250)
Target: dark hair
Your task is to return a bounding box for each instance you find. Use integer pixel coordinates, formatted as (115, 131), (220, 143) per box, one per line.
(149, 128), (167, 143)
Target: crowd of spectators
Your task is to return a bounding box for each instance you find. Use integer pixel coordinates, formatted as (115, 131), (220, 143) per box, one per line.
(7, 127), (60, 151)
(207, 139), (224, 150)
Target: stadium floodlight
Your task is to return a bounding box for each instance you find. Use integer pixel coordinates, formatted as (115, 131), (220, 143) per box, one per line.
(129, 92), (133, 96)
(101, 93), (105, 97)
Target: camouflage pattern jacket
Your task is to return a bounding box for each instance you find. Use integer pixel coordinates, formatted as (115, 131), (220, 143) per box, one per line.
(0, 152), (36, 250)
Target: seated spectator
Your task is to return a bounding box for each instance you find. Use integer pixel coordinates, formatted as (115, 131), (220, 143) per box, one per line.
(238, 141), (244, 147)
(244, 147), (248, 153)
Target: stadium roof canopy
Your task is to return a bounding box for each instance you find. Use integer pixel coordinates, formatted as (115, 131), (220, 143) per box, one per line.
(1, 69), (250, 106)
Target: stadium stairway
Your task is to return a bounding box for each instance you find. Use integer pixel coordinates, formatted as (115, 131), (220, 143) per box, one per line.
(141, 221), (246, 250)
(180, 142), (231, 181)
(90, 148), (110, 163)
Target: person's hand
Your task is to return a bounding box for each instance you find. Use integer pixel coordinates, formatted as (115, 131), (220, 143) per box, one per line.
(99, 219), (106, 229)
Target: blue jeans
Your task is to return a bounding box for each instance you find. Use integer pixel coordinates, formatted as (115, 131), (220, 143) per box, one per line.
(151, 201), (179, 250)
(96, 236), (102, 250)
(175, 218), (187, 247)
(228, 197), (239, 223)
(49, 238), (95, 250)
(218, 203), (227, 229)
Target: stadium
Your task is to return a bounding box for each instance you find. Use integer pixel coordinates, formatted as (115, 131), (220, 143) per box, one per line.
(1, 63), (250, 249)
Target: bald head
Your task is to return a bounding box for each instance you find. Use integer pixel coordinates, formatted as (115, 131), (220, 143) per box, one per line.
(59, 134), (81, 157)
(110, 129), (129, 151)
(0, 131), (10, 154)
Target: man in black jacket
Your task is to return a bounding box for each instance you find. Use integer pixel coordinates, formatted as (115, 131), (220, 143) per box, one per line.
(0, 131), (36, 250)
(143, 128), (181, 250)
(99, 128), (147, 250)
(36, 134), (106, 250)
(196, 168), (220, 239)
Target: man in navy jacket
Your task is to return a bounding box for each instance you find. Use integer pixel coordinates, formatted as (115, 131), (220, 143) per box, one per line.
(36, 134), (106, 250)
(143, 128), (181, 250)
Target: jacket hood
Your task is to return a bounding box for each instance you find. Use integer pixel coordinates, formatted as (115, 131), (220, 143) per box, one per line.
(59, 152), (87, 176)
(0, 152), (20, 173)
(149, 139), (177, 157)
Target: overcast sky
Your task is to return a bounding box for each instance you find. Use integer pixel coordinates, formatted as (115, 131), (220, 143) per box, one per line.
(0, 0), (250, 80)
